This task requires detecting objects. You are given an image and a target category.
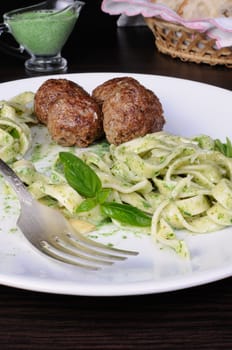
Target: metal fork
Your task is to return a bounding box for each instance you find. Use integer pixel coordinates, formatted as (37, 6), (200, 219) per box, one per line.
(0, 159), (138, 270)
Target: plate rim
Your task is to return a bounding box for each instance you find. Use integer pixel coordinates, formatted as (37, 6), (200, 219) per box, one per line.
(0, 72), (231, 296)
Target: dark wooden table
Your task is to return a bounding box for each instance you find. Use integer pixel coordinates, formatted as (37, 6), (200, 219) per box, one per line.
(0, 1), (231, 349)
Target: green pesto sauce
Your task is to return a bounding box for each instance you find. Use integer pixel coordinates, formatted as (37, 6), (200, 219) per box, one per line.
(30, 144), (43, 162)
(90, 140), (110, 156)
(8, 9), (78, 55)
(9, 227), (17, 233)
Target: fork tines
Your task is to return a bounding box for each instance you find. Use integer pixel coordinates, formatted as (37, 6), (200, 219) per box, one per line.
(40, 229), (138, 270)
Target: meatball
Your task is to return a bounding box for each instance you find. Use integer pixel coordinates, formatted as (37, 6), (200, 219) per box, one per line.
(92, 77), (142, 106)
(47, 92), (103, 147)
(92, 77), (165, 145)
(34, 78), (89, 124)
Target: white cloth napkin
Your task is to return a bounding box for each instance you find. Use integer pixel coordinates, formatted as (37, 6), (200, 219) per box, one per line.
(101, 0), (232, 49)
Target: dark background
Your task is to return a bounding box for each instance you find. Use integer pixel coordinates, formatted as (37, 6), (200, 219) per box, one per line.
(0, 0), (231, 89)
(0, 1), (231, 349)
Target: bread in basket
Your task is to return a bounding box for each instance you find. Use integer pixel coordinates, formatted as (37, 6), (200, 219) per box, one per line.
(144, 0), (232, 66)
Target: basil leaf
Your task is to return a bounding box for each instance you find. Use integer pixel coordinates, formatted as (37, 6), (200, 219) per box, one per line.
(214, 137), (232, 158)
(59, 152), (102, 198)
(10, 128), (20, 139)
(76, 198), (98, 213)
(101, 202), (152, 227)
(96, 189), (111, 204)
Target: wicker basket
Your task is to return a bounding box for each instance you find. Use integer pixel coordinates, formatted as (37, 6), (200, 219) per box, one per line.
(144, 17), (232, 67)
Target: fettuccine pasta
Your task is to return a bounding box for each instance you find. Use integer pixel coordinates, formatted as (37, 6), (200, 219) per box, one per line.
(12, 131), (232, 258)
(2, 92), (232, 259)
(0, 92), (36, 162)
(77, 132), (232, 257)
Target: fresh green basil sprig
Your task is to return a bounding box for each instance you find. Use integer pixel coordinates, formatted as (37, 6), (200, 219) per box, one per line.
(101, 202), (152, 227)
(214, 137), (232, 158)
(59, 152), (151, 227)
(59, 152), (101, 197)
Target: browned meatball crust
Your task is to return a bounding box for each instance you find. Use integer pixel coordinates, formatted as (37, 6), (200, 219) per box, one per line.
(92, 77), (140, 105)
(92, 77), (165, 145)
(47, 92), (103, 147)
(34, 78), (89, 124)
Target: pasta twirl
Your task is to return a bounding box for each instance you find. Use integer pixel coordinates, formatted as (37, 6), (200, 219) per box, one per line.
(11, 131), (232, 258)
(77, 132), (232, 257)
(3, 91), (232, 259)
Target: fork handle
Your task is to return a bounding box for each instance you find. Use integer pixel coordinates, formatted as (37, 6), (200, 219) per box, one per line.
(0, 159), (34, 204)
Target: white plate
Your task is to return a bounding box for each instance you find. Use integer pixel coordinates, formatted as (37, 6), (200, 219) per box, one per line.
(0, 72), (231, 296)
